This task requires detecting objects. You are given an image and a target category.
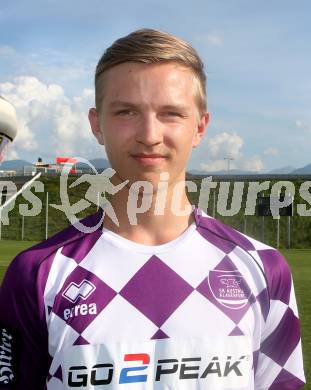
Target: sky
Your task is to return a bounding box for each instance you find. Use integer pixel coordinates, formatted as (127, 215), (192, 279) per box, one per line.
(0, 0), (310, 172)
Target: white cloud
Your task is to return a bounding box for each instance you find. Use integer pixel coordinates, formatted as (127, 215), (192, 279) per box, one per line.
(199, 132), (264, 173)
(200, 155), (264, 173)
(207, 33), (224, 46)
(296, 119), (311, 132)
(200, 159), (235, 172)
(5, 146), (19, 160)
(207, 132), (243, 159)
(264, 147), (279, 156)
(194, 32), (224, 47)
(0, 45), (16, 57)
(0, 76), (105, 161)
(240, 156), (264, 172)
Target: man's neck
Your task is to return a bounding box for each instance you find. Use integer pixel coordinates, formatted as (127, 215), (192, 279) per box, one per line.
(102, 185), (195, 246)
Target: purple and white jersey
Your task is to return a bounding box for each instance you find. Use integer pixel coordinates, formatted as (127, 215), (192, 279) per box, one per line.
(0, 208), (305, 389)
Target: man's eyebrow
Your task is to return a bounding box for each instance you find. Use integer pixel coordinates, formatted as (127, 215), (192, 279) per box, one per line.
(108, 101), (189, 111)
(109, 101), (137, 108)
(159, 104), (189, 112)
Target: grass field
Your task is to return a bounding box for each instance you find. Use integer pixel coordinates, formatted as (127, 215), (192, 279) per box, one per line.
(0, 240), (310, 388)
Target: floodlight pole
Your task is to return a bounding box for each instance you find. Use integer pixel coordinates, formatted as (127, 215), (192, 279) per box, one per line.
(276, 216), (280, 248)
(224, 157), (234, 174)
(287, 193), (293, 249)
(212, 190), (216, 218)
(22, 215), (24, 240)
(276, 191), (280, 248)
(243, 216), (247, 234)
(261, 216), (265, 242)
(287, 216), (291, 249)
(45, 191), (49, 240)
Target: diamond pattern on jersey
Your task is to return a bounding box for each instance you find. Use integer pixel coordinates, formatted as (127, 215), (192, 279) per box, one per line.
(52, 265), (116, 333)
(269, 368), (306, 390)
(241, 234), (272, 251)
(119, 255), (194, 327)
(151, 329), (169, 339)
(197, 226), (237, 254)
(232, 301), (256, 334)
(197, 218), (256, 252)
(61, 228), (102, 263)
(260, 299), (288, 342)
(256, 249), (292, 304)
(46, 377), (63, 389)
(283, 341), (306, 382)
(256, 288), (270, 321)
(48, 312), (80, 357)
(161, 290), (236, 337)
(43, 214), (305, 389)
(196, 255), (255, 324)
(260, 307), (301, 367)
(158, 231), (226, 287)
(256, 353), (283, 387)
(227, 246), (266, 297)
(81, 294), (158, 343)
(253, 350), (259, 373)
(44, 251), (77, 321)
(254, 339), (306, 389)
(79, 235), (150, 292)
(229, 326), (245, 336)
(53, 366), (62, 381)
(73, 335), (89, 345)
(289, 281), (299, 317)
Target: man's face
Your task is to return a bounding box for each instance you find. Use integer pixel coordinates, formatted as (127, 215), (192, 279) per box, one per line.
(89, 62), (209, 189)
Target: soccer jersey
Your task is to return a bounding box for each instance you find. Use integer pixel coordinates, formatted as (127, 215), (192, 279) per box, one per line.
(0, 208), (305, 389)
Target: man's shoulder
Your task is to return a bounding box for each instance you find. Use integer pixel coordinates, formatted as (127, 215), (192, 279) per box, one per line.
(196, 209), (290, 272)
(5, 211), (103, 278)
(196, 210), (292, 298)
(196, 209), (275, 254)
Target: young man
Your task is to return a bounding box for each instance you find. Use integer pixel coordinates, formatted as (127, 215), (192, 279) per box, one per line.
(0, 29), (305, 389)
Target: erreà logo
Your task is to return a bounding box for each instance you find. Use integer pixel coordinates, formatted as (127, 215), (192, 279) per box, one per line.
(208, 270), (251, 309)
(62, 280), (96, 303)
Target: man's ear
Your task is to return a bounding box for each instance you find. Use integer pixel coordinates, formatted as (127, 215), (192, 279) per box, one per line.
(193, 112), (210, 148)
(88, 107), (105, 145)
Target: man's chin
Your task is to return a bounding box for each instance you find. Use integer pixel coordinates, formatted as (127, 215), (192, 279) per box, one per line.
(127, 174), (162, 191)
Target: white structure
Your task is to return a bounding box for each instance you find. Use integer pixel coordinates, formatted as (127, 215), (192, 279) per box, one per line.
(0, 170), (16, 177)
(0, 96), (18, 163)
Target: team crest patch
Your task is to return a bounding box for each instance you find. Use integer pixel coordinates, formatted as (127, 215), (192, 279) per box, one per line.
(208, 270), (251, 309)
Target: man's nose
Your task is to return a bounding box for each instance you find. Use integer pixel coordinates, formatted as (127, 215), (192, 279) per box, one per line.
(135, 113), (163, 146)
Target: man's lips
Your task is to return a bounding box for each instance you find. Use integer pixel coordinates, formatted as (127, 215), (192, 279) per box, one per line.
(130, 153), (167, 164)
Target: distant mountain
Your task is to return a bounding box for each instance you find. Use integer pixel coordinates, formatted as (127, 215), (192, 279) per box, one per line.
(0, 159), (32, 171)
(267, 166), (296, 174)
(188, 168), (260, 175)
(76, 158), (110, 171)
(2, 158), (311, 175)
(1, 158), (110, 172)
(291, 163), (311, 174)
(90, 158), (110, 170)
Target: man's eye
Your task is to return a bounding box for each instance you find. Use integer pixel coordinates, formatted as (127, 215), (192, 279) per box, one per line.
(115, 109), (135, 116)
(163, 112), (184, 118)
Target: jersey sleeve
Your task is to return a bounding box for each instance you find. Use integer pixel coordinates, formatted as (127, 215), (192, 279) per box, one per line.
(254, 249), (306, 390)
(0, 251), (50, 389)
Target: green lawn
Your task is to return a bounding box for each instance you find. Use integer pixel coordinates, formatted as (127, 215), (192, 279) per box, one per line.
(0, 240), (38, 280)
(281, 249), (310, 389)
(0, 241), (310, 388)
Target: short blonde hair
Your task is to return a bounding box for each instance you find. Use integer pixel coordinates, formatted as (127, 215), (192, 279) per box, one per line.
(95, 28), (207, 114)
